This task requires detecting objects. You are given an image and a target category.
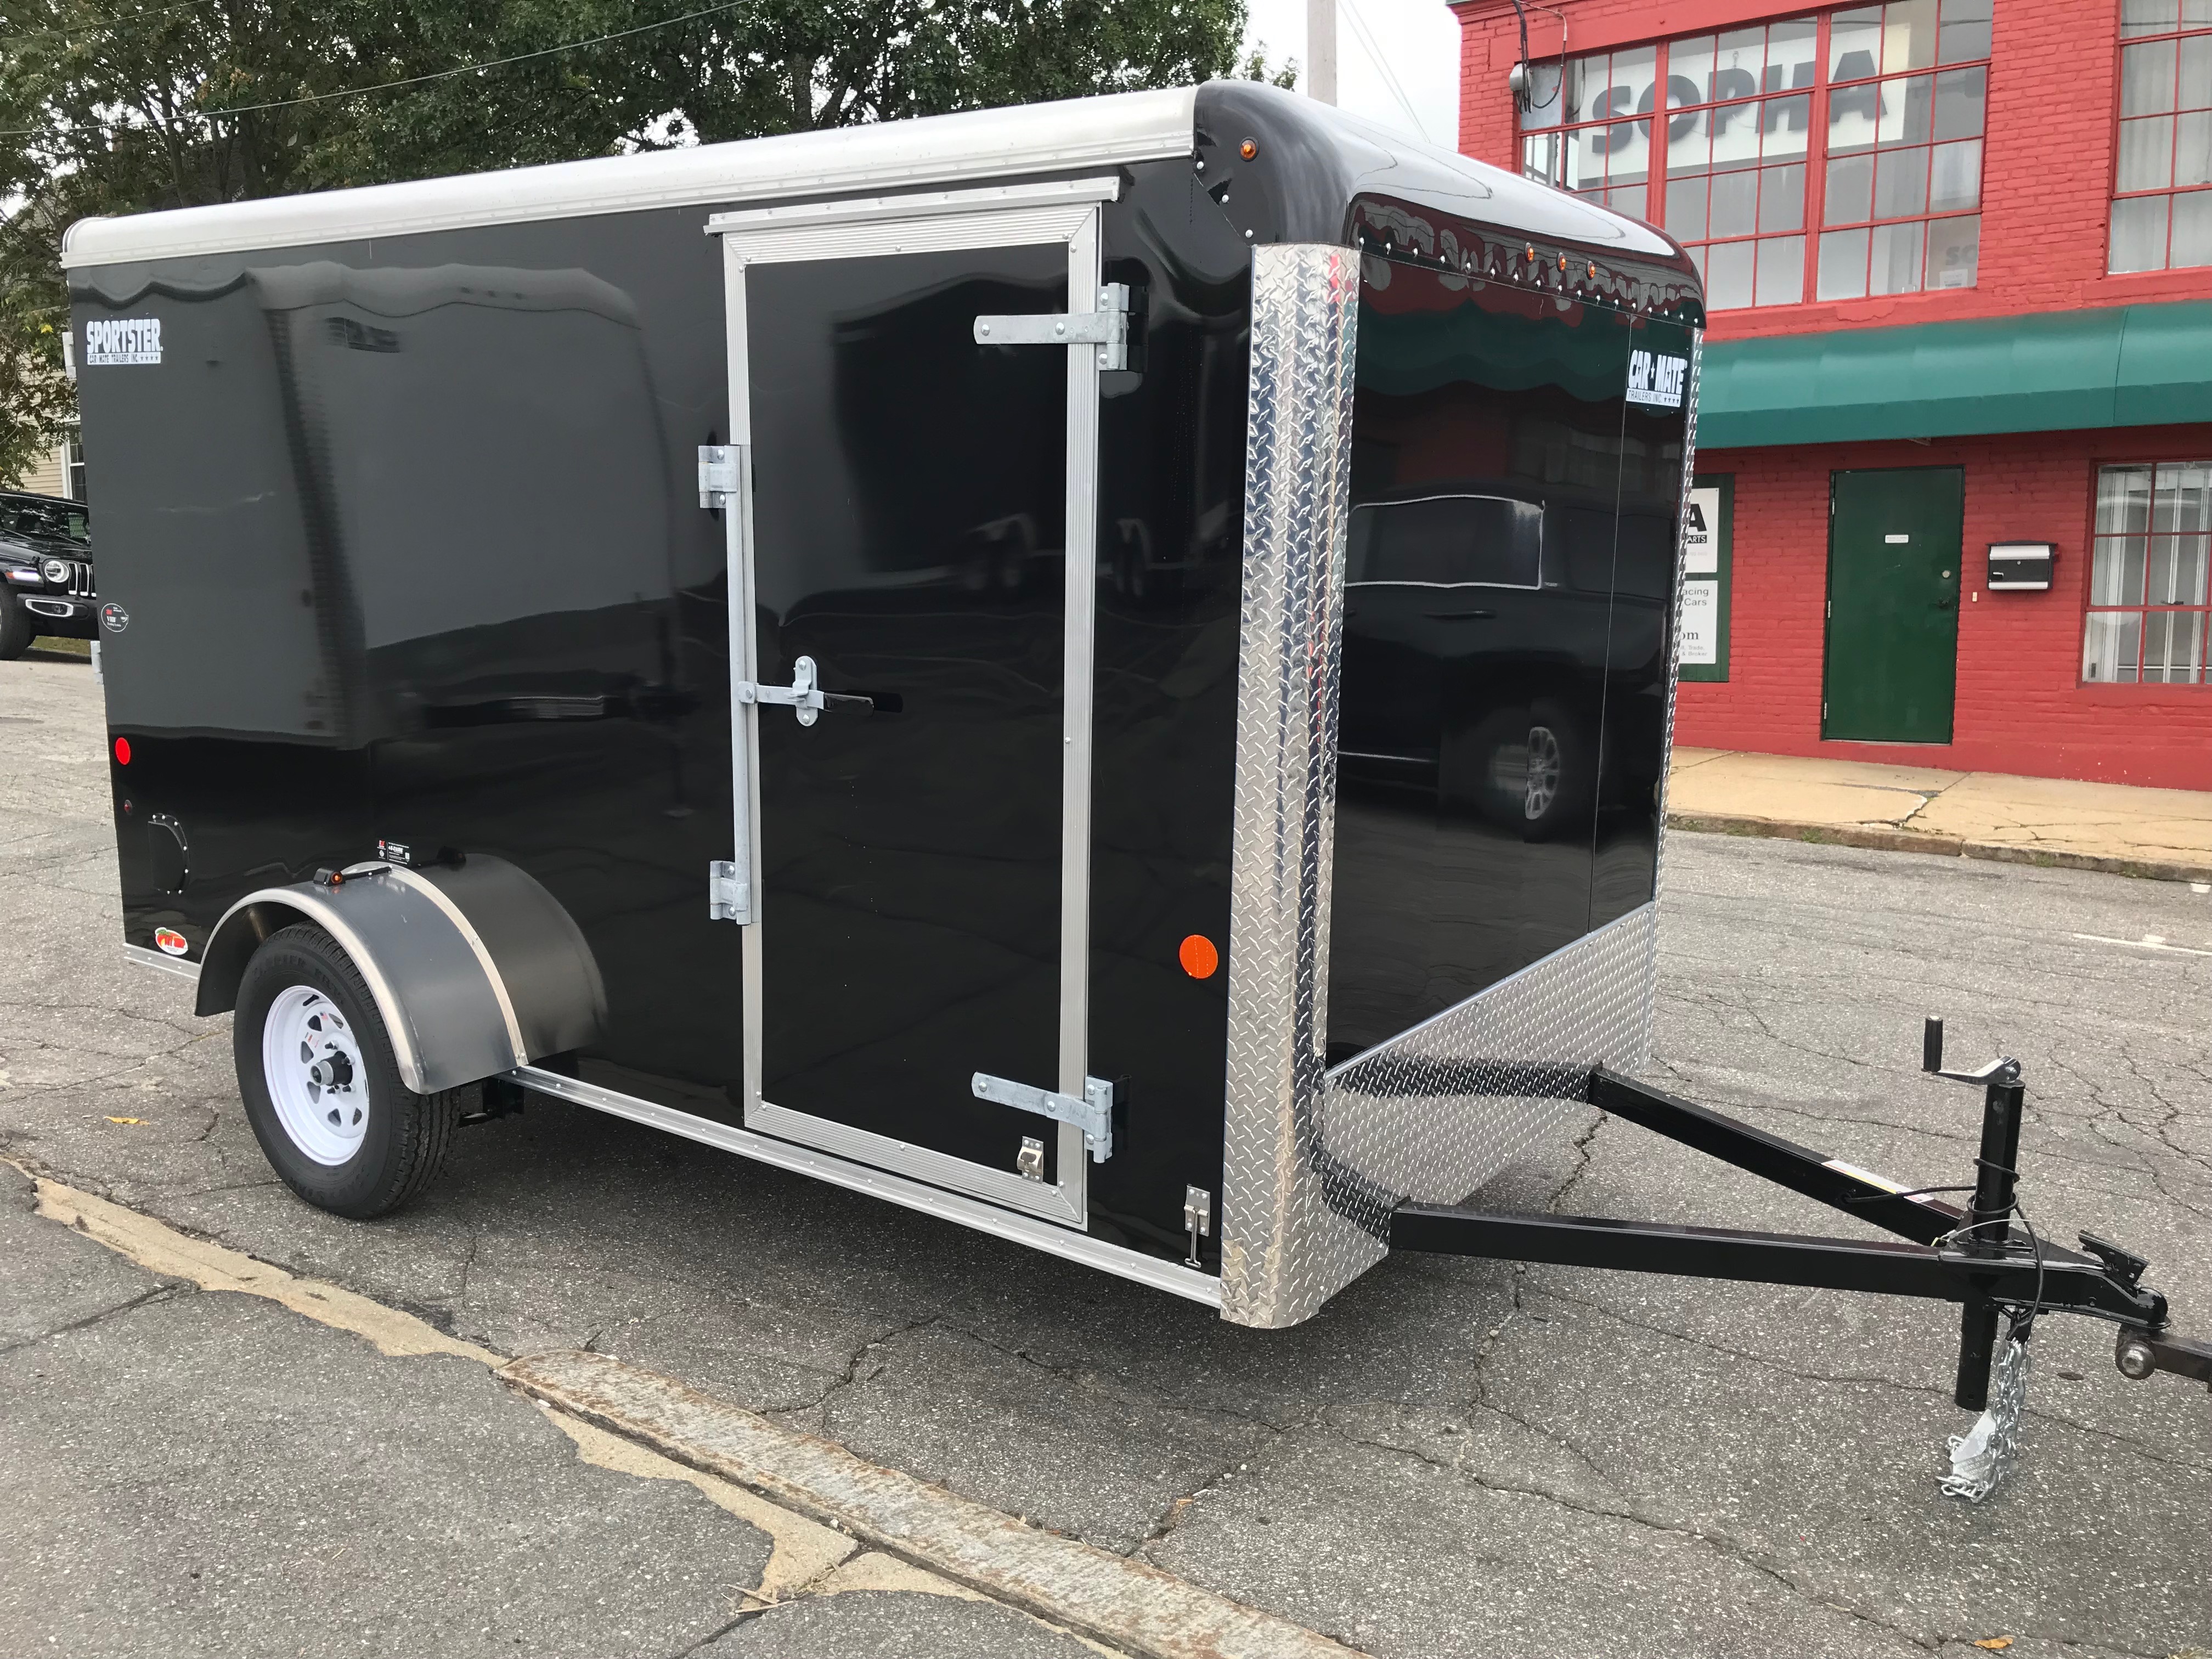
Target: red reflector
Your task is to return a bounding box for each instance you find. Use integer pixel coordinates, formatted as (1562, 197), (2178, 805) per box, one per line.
(1178, 934), (1220, 979)
(113, 736), (131, 765)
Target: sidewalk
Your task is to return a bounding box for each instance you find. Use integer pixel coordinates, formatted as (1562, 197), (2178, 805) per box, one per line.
(1667, 748), (2212, 884)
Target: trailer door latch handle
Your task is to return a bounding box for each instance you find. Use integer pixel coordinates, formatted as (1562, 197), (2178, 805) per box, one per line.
(972, 1071), (1118, 1161)
(973, 284), (1131, 371)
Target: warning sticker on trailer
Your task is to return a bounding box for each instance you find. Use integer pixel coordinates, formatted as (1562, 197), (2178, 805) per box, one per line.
(84, 317), (162, 366)
(1626, 348), (1688, 409)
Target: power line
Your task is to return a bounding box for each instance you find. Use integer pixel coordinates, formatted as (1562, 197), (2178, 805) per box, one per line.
(0, 1), (201, 53)
(0, 0), (752, 137)
(1338, 0), (1431, 145)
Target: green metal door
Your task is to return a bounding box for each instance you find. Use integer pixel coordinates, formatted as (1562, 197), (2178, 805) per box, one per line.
(1822, 467), (1963, 743)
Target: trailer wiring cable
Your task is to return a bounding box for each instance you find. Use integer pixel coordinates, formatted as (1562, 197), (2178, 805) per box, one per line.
(1937, 1176), (2051, 1338)
(1839, 1165), (2057, 1334)
(0, 0), (754, 137)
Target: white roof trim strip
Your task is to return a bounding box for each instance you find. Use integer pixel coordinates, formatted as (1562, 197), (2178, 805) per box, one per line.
(705, 174), (1119, 235)
(62, 86), (1195, 270)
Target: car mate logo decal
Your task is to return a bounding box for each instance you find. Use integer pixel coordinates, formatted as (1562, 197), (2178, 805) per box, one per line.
(1626, 348), (1688, 409)
(100, 602), (129, 633)
(153, 928), (190, 956)
(83, 316), (162, 366)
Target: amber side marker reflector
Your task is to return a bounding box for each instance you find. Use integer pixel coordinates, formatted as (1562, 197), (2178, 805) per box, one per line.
(112, 736), (131, 765)
(1178, 934), (1220, 979)
(1238, 137), (1259, 160)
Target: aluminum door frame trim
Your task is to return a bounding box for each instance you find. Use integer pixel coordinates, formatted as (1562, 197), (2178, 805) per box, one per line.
(508, 1065), (1220, 1307)
(716, 194), (1101, 1225)
(747, 1100), (1082, 1224)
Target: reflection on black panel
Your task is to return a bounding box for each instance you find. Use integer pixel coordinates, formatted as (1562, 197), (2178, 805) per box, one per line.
(1329, 256), (1686, 1063)
(748, 247), (1067, 1176)
(1592, 312), (1697, 934)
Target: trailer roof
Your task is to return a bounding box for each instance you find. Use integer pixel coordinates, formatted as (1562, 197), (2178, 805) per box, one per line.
(61, 86), (1200, 269)
(62, 83), (1688, 280)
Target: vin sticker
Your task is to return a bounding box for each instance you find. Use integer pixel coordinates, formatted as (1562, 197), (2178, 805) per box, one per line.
(1626, 348), (1688, 409)
(84, 317), (163, 366)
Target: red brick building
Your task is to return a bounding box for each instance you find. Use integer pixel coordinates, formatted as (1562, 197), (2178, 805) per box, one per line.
(1452, 0), (2212, 788)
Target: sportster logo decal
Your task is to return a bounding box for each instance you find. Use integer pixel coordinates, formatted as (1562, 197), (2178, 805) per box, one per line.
(84, 317), (162, 365)
(1626, 348), (1688, 409)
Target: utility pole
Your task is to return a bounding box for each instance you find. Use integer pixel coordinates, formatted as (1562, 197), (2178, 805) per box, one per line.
(1307, 0), (1338, 104)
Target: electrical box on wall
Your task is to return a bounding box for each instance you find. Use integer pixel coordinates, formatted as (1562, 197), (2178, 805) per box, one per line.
(1988, 542), (2054, 591)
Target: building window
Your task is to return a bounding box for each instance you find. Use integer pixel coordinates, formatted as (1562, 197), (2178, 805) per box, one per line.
(1517, 0), (1991, 311)
(2083, 462), (2210, 684)
(62, 428), (85, 503)
(2111, 1), (2212, 273)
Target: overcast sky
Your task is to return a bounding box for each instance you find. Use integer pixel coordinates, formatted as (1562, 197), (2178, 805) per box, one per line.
(1240, 0), (1463, 150)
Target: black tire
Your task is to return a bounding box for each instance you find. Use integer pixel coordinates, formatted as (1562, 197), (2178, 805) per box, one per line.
(235, 924), (465, 1218)
(0, 589), (33, 660)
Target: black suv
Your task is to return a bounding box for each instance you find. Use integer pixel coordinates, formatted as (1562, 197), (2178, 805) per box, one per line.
(0, 490), (95, 658)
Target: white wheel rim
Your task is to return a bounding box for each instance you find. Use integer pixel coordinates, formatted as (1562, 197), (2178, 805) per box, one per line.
(1525, 725), (1562, 819)
(262, 985), (370, 1166)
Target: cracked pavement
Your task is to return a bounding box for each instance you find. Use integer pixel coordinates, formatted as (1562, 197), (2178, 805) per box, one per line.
(4, 653), (2210, 1658)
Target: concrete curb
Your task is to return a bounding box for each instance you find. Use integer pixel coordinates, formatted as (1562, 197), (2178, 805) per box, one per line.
(1666, 812), (2212, 885)
(503, 1349), (1367, 1659)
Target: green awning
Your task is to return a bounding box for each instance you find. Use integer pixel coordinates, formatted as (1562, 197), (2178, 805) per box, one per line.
(1697, 300), (2212, 449)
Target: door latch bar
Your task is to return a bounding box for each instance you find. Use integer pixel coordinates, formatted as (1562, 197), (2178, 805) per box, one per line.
(971, 1071), (1118, 1162)
(736, 656), (877, 727)
(738, 655), (825, 726)
(973, 284), (1132, 371)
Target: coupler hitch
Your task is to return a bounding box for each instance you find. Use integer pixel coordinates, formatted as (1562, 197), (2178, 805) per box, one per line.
(1388, 1017), (2209, 1500)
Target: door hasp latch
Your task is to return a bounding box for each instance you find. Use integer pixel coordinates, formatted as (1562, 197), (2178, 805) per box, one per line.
(972, 1071), (1121, 1161)
(973, 284), (1132, 371)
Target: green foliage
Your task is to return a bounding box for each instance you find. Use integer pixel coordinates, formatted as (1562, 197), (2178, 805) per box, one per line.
(1237, 44), (1296, 89)
(0, 0), (1249, 485)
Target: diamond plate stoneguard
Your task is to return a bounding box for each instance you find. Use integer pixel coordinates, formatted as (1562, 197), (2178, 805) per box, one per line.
(1217, 246), (1672, 1329)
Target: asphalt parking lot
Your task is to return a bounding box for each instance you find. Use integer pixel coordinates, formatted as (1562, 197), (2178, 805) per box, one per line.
(3, 650), (2209, 1658)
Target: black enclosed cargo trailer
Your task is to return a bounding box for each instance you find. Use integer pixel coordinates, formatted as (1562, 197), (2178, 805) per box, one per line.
(71, 83), (1707, 1326)
(76, 83), (2208, 1453)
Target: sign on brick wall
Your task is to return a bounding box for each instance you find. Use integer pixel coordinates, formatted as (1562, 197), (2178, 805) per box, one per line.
(1681, 476), (1731, 681)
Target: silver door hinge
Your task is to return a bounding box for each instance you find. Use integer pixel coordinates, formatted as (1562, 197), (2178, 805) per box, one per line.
(973, 284), (1132, 371)
(972, 1071), (1119, 1161)
(708, 860), (749, 923)
(1183, 1185), (1212, 1267)
(698, 444), (741, 509)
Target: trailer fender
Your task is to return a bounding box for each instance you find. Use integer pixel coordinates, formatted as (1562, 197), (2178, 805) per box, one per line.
(195, 855), (605, 1095)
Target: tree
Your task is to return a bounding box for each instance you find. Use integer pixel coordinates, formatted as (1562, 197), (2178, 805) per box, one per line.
(0, 0), (1250, 486)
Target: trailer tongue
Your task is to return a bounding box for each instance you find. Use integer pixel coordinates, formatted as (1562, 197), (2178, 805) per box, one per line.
(1391, 1016), (2211, 1500)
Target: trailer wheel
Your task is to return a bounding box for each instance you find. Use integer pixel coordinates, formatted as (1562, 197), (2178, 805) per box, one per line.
(1519, 698), (1595, 842)
(0, 590), (32, 660)
(234, 924), (465, 1218)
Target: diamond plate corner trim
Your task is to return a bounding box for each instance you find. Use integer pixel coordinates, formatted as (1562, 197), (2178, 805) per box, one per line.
(1218, 243), (1361, 1330)
(1644, 327), (1702, 1071)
